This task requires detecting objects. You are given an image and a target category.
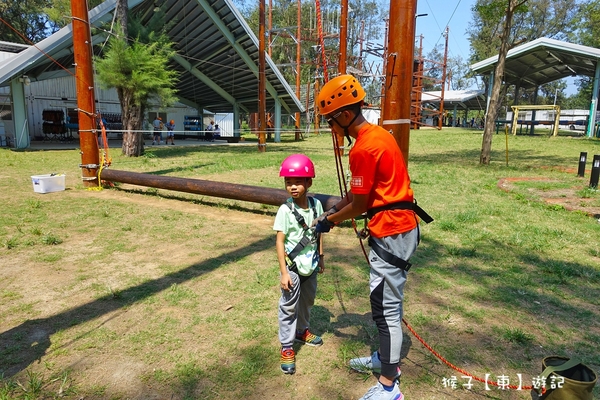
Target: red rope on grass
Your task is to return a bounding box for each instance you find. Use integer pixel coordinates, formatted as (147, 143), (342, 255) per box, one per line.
(314, 2), (534, 393)
(402, 318), (536, 391)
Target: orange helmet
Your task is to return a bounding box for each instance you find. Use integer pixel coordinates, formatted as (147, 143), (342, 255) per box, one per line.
(317, 74), (366, 115)
(170, 119), (174, 124)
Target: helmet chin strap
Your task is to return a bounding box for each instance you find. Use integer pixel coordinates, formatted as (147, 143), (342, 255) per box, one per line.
(336, 112), (360, 147)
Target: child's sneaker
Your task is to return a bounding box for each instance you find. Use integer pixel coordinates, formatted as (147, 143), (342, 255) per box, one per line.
(350, 351), (401, 379)
(280, 347), (295, 374)
(359, 381), (403, 400)
(295, 328), (323, 346)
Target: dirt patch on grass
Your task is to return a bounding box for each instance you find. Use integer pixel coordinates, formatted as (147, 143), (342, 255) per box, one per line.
(0, 184), (568, 400)
(497, 177), (600, 218)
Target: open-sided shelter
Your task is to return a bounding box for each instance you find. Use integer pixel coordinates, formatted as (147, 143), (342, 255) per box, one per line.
(471, 37), (600, 137)
(0, 0), (304, 148)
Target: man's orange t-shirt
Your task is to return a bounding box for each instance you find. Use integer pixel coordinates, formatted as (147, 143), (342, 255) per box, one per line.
(349, 124), (417, 238)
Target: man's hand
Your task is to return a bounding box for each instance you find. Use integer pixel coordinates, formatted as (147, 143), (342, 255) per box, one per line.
(314, 215), (335, 233)
(325, 205), (338, 216)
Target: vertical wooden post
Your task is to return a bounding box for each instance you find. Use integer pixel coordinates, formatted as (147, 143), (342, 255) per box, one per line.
(382, 0), (417, 165)
(295, 0), (301, 141)
(379, 18), (389, 127)
(439, 27), (449, 130)
(335, 0), (349, 155)
(258, 0), (267, 152)
(339, 0), (348, 74)
(71, 0), (99, 186)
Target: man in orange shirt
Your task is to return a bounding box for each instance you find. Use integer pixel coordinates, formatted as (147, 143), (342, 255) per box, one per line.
(314, 75), (431, 400)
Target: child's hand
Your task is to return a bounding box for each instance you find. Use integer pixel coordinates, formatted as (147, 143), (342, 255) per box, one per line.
(318, 257), (325, 274)
(280, 272), (293, 291)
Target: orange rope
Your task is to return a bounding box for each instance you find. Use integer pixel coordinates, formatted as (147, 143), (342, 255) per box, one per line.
(314, 0), (328, 82)
(98, 116), (112, 167)
(402, 318), (536, 391)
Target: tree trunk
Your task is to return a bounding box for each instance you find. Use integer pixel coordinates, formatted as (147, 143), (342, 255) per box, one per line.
(116, 0), (128, 38)
(480, 0), (520, 165)
(119, 88), (145, 157)
(114, 0), (145, 156)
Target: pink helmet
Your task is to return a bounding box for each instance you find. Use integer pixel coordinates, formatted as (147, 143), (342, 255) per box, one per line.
(279, 154), (315, 178)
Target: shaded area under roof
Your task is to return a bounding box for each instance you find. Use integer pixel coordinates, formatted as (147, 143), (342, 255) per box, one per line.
(421, 89), (487, 110)
(0, 41), (29, 54)
(470, 37), (600, 89)
(0, 0), (303, 114)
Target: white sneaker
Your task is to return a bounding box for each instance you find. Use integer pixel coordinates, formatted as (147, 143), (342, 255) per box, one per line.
(350, 351), (401, 379)
(350, 351), (382, 374)
(359, 381), (403, 400)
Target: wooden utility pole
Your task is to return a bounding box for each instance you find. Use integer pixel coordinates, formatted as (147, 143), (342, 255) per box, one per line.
(295, 0), (301, 141)
(339, 0), (348, 74)
(379, 18), (389, 126)
(382, 0), (417, 164)
(71, 0), (100, 186)
(258, 0), (267, 152)
(439, 27), (449, 130)
(335, 0), (349, 155)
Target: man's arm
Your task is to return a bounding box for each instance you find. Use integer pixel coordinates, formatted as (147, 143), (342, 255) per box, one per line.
(326, 192), (368, 224)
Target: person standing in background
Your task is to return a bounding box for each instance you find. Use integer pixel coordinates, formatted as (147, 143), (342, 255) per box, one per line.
(166, 119), (175, 145)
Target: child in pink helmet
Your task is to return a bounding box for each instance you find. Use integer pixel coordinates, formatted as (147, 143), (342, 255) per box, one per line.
(273, 154), (325, 375)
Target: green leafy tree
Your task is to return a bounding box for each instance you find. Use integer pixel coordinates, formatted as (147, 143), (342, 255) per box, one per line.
(95, 15), (178, 157)
(476, 0), (528, 165)
(236, 0), (386, 105)
(567, 0), (600, 111)
(468, 0), (577, 63)
(0, 0), (59, 44)
(469, 0), (580, 163)
(447, 55), (476, 90)
(0, 0), (105, 44)
(45, 0), (104, 29)
(422, 45), (445, 91)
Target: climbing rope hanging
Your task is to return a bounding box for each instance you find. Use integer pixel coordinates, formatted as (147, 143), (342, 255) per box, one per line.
(313, 3), (537, 393)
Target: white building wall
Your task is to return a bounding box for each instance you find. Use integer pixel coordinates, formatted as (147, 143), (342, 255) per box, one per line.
(212, 113), (234, 137)
(505, 109), (591, 130)
(17, 75), (198, 139)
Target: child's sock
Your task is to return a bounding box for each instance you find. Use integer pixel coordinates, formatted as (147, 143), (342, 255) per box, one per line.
(381, 382), (396, 392)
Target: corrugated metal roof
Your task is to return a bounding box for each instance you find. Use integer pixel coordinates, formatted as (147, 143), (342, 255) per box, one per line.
(470, 37), (600, 89)
(421, 89), (487, 110)
(0, 0), (304, 114)
(0, 41), (29, 53)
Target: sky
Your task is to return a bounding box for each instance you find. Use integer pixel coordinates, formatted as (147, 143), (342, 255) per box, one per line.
(415, 0), (475, 65)
(413, 0), (578, 95)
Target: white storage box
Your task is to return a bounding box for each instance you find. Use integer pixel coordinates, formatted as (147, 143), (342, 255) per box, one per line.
(31, 174), (66, 194)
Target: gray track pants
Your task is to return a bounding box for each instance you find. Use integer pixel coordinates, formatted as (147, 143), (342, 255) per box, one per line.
(369, 227), (419, 378)
(278, 268), (318, 347)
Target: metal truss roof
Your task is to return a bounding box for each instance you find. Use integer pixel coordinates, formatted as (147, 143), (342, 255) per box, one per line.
(0, 0), (304, 114)
(421, 89), (487, 110)
(470, 37), (600, 89)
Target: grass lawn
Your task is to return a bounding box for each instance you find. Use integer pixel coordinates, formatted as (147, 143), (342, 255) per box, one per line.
(1, 127), (599, 399)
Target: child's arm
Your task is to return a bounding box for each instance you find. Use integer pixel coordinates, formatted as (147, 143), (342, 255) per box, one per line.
(276, 231), (293, 290)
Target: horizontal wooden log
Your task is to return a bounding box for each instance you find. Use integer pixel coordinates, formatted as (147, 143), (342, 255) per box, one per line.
(100, 169), (341, 210)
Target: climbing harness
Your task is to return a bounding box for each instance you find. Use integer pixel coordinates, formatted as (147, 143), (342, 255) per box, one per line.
(284, 197), (320, 274)
(366, 199), (433, 224)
